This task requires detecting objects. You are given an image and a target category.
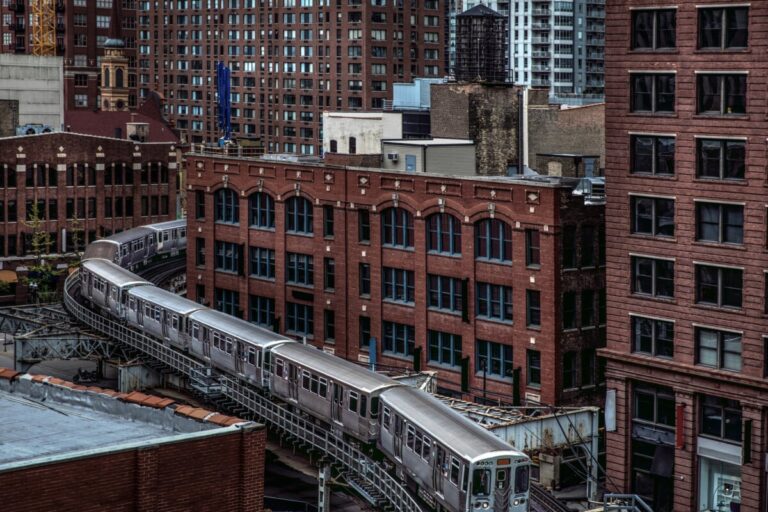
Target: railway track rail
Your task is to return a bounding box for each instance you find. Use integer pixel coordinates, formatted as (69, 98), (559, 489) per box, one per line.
(530, 483), (571, 512)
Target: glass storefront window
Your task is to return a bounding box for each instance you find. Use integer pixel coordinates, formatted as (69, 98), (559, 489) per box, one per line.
(698, 457), (741, 511)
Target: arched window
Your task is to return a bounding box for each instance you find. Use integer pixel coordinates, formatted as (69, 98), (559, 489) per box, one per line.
(215, 188), (240, 224)
(285, 196), (313, 234)
(475, 218), (512, 262)
(349, 136), (357, 154)
(116, 68), (124, 88)
(249, 191), (275, 229)
(103, 69), (110, 88)
(426, 213), (462, 255)
(382, 207), (414, 248)
(329, 140), (338, 153)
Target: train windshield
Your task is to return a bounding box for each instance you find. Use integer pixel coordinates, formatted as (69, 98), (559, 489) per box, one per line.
(472, 469), (491, 497)
(514, 465), (530, 493)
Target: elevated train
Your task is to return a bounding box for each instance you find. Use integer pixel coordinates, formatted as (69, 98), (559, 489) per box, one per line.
(78, 220), (531, 512)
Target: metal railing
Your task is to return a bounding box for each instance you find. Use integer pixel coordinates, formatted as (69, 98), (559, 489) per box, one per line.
(603, 494), (654, 512)
(63, 272), (423, 512)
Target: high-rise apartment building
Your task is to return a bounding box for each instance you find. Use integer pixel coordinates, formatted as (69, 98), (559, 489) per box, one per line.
(0, 0), (138, 111)
(458, 0), (605, 103)
(604, 3), (765, 511)
(138, 1), (445, 150)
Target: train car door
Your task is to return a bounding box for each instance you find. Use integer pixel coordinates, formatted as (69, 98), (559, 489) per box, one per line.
(331, 383), (343, 423)
(137, 299), (144, 324)
(235, 341), (244, 373)
(288, 363), (299, 400)
(202, 327), (211, 357)
(161, 308), (170, 338)
(393, 415), (403, 461)
(433, 445), (446, 495)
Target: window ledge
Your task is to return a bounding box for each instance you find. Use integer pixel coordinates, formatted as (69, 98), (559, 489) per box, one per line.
(427, 361), (460, 372)
(692, 114), (749, 120)
(526, 325), (542, 332)
(691, 177), (747, 186)
(692, 303), (745, 315)
(627, 112), (678, 118)
(474, 372), (514, 383)
(629, 233), (677, 243)
(428, 307), (462, 317)
(476, 317), (514, 326)
(630, 293), (676, 305)
(693, 48), (750, 54)
(526, 264), (542, 271)
(286, 231), (314, 238)
(383, 300), (415, 308)
(249, 226), (275, 232)
(427, 251), (463, 259)
(691, 241), (746, 251)
(287, 282), (315, 290)
(526, 384), (541, 390)
(628, 48), (679, 54)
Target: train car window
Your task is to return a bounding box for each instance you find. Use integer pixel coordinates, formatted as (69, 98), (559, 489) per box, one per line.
(422, 437), (431, 460)
(414, 431), (423, 455)
(247, 348), (255, 365)
(213, 332), (221, 350)
(450, 457), (460, 485)
(348, 391), (359, 413)
(225, 337), (233, 354)
(382, 407), (390, 429)
(180, 228), (186, 238)
(496, 468), (509, 490)
(318, 378), (328, 398)
(310, 374), (319, 394)
(472, 469), (491, 496)
(462, 465), (469, 492)
(406, 425), (415, 450)
(172, 315), (179, 330)
(163, 231), (169, 241)
(154, 308), (161, 321)
(192, 323), (199, 340)
(370, 397), (379, 419)
(514, 465), (530, 493)
(111, 287), (118, 301)
(302, 371), (311, 390)
(276, 359), (284, 377)
(395, 415), (403, 435)
(144, 305), (151, 317)
(360, 395), (367, 418)
(129, 297), (136, 310)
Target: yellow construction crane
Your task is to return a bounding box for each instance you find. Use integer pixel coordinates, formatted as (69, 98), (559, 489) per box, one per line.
(31, 0), (57, 56)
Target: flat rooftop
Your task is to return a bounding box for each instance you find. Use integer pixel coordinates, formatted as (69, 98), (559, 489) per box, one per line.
(383, 138), (474, 146)
(0, 369), (249, 472)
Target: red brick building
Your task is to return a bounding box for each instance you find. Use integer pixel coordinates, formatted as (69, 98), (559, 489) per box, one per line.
(0, 131), (178, 302)
(186, 151), (604, 406)
(0, 368), (265, 512)
(138, 2), (445, 150)
(603, 2), (768, 510)
(0, 0), (138, 111)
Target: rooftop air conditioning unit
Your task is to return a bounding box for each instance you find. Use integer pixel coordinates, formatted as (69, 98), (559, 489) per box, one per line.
(386, 152), (399, 161)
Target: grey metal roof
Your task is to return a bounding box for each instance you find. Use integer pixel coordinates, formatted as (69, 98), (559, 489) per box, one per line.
(129, 286), (204, 315)
(103, 226), (155, 245)
(188, 309), (292, 348)
(459, 4), (505, 17)
(81, 260), (150, 287)
(0, 388), (175, 467)
(271, 344), (398, 394)
(83, 239), (119, 260)
(146, 219), (186, 232)
(381, 386), (521, 461)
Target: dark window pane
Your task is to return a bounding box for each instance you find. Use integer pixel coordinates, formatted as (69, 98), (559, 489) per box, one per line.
(632, 11), (653, 49)
(656, 75), (676, 112)
(657, 10), (676, 48)
(657, 137), (675, 175)
(632, 136), (654, 173)
(631, 75), (653, 112)
(725, 8), (748, 48)
(724, 141), (745, 179)
(699, 8), (723, 48)
(698, 75), (721, 113)
(698, 140), (722, 178)
(724, 75), (746, 114)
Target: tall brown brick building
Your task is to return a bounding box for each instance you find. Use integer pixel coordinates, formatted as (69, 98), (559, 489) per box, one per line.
(138, 2), (445, 150)
(0, 0), (138, 111)
(603, 2), (767, 510)
(186, 150), (605, 406)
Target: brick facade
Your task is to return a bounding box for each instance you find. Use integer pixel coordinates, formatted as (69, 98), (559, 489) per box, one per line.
(0, 422), (265, 512)
(139, 2), (445, 150)
(604, 2), (768, 510)
(186, 151), (604, 406)
(0, 0), (137, 111)
(0, 132), (178, 303)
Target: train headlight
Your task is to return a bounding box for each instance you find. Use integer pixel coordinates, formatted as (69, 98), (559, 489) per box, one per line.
(513, 499), (520, 506)
(482, 503), (489, 509)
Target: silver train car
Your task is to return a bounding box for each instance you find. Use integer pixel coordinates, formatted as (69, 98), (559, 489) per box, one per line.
(379, 386), (530, 512)
(187, 308), (292, 387)
(82, 219), (187, 269)
(270, 343), (398, 443)
(78, 219), (533, 512)
(126, 286), (205, 347)
(80, 259), (150, 320)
